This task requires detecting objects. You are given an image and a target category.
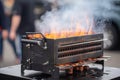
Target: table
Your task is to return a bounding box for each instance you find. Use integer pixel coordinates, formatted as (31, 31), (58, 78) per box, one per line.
(0, 65), (120, 80)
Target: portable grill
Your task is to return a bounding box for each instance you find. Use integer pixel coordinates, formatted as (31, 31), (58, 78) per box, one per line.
(21, 32), (104, 79)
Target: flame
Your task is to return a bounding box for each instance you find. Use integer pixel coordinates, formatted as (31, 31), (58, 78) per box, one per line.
(44, 16), (94, 39)
(28, 16), (94, 39)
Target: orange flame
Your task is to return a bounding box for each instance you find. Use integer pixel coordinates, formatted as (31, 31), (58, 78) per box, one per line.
(44, 17), (94, 39)
(28, 16), (94, 39)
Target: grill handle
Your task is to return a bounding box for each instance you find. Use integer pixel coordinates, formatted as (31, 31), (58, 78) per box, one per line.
(25, 32), (47, 42)
(22, 32), (47, 49)
(21, 39), (47, 49)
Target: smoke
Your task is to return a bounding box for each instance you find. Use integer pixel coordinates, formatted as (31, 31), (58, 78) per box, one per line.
(35, 0), (117, 34)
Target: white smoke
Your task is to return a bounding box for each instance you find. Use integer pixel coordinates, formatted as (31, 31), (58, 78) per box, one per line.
(35, 0), (118, 34)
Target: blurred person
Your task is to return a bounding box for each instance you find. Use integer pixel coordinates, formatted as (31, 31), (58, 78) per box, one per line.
(9, 0), (36, 61)
(51, 0), (58, 10)
(1, 0), (20, 63)
(0, 0), (8, 61)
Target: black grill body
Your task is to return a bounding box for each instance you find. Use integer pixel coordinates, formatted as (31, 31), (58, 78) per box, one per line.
(21, 33), (103, 79)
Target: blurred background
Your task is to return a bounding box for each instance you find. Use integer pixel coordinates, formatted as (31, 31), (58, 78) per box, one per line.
(0, 0), (120, 68)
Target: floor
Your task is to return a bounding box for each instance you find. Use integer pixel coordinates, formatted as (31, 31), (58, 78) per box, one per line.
(0, 40), (18, 68)
(104, 50), (120, 68)
(0, 40), (120, 68)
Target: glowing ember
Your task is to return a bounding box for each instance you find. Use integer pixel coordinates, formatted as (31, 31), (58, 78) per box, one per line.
(44, 27), (93, 39)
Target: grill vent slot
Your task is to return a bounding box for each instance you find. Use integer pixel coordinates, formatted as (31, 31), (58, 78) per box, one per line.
(58, 41), (102, 58)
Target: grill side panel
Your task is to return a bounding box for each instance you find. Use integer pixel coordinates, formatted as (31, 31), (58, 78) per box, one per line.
(21, 39), (58, 74)
(56, 34), (103, 64)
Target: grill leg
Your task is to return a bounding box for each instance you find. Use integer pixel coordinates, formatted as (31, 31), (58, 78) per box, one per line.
(21, 64), (25, 75)
(48, 68), (59, 80)
(95, 60), (104, 71)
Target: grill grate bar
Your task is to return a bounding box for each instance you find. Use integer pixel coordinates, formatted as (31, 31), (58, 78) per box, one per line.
(58, 39), (103, 48)
(58, 46), (102, 58)
(58, 45), (102, 55)
(58, 50), (102, 59)
(58, 42), (102, 52)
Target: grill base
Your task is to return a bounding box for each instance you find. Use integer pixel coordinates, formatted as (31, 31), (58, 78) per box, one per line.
(1, 64), (120, 80)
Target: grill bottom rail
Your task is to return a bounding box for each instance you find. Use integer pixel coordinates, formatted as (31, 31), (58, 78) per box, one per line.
(21, 60), (104, 80)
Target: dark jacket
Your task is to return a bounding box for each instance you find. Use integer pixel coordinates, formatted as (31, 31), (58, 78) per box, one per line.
(0, 0), (6, 30)
(12, 0), (35, 35)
